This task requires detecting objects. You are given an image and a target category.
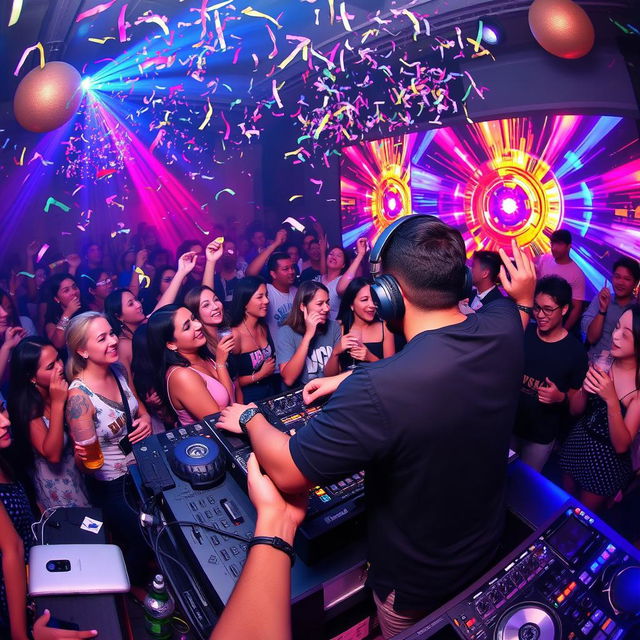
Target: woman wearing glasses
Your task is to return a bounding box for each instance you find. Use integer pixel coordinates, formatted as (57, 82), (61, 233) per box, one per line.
(228, 277), (280, 403)
(81, 269), (114, 313)
(511, 276), (588, 472)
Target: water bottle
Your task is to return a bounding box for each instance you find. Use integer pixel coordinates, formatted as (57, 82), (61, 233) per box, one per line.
(143, 574), (175, 639)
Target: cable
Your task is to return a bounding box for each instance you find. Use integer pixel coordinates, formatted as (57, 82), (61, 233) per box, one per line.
(31, 506), (61, 544)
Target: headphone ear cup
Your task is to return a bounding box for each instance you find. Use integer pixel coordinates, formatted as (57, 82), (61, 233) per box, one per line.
(371, 274), (405, 322)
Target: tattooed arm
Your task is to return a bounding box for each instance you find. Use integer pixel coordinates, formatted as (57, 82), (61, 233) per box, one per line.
(66, 388), (97, 473)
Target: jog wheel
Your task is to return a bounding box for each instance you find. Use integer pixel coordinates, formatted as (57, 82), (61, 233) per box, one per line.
(494, 602), (560, 640)
(170, 436), (225, 488)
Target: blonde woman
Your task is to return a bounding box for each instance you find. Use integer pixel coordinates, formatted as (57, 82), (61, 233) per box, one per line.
(65, 311), (152, 588)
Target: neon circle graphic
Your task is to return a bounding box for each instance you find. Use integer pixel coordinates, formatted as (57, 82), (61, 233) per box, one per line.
(371, 163), (412, 230)
(464, 159), (564, 252)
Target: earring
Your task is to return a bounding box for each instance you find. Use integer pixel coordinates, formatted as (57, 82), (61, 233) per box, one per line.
(168, 346), (177, 352)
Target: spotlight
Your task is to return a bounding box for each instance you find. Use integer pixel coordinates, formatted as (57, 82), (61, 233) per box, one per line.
(501, 198), (518, 214)
(81, 77), (93, 91)
(481, 22), (503, 46)
(388, 196), (398, 211)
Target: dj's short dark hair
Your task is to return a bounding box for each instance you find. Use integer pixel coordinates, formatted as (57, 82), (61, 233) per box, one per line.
(613, 256), (640, 283)
(381, 217), (467, 310)
(550, 229), (572, 245)
(473, 251), (501, 283)
(535, 275), (572, 308)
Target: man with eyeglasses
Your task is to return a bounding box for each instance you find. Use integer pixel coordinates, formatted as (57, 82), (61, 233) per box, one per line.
(512, 275), (588, 472)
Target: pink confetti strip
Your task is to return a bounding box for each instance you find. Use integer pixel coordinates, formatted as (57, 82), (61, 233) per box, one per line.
(75, 0), (117, 23)
(118, 4), (128, 42)
(14, 42), (45, 76)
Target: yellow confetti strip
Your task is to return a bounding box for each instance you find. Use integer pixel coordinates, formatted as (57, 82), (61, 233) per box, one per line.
(241, 6), (281, 29)
(289, 195), (303, 202)
(9, 0), (23, 26)
(339, 2), (352, 31)
(88, 36), (116, 44)
(198, 99), (213, 130)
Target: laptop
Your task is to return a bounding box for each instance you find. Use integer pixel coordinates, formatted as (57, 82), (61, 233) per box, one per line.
(29, 544), (130, 596)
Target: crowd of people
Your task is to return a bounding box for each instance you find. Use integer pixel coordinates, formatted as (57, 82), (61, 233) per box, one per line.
(0, 219), (639, 639)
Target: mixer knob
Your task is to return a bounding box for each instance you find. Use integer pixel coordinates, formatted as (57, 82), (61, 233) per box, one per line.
(476, 598), (490, 617)
(170, 436), (226, 488)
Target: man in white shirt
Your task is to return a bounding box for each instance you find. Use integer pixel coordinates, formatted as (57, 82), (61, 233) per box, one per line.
(536, 229), (586, 331)
(246, 230), (298, 339)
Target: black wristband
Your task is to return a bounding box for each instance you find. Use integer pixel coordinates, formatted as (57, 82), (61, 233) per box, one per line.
(598, 310), (607, 316)
(248, 536), (296, 565)
(516, 304), (533, 315)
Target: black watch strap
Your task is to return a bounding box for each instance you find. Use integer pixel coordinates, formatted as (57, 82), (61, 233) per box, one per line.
(516, 304), (533, 315)
(248, 536), (296, 565)
(598, 310), (607, 316)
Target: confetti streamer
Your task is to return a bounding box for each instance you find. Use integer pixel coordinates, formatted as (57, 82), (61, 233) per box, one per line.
(213, 10), (226, 50)
(266, 24), (278, 59)
(289, 194), (303, 201)
(88, 36), (116, 44)
(75, 0), (117, 23)
(96, 168), (117, 179)
(339, 2), (352, 31)
(272, 79), (284, 109)
(44, 198), (70, 213)
(17, 271), (35, 279)
(241, 6), (281, 29)
(135, 13), (169, 37)
(117, 4), (128, 42)
(14, 42), (45, 76)
(36, 244), (50, 263)
(402, 9), (420, 38)
(215, 188), (236, 200)
(8, 0), (23, 26)
(194, 222), (211, 235)
(135, 267), (151, 288)
(199, 100), (213, 130)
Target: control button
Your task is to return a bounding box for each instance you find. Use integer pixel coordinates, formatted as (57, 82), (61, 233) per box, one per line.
(465, 618), (476, 628)
(601, 551), (610, 561)
(610, 630), (625, 640)
(208, 496), (216, 504)
(220, 549), (230, 561)
(230, 564), (240, 577)
(579, 571), (590, 583)
(205, 510), (213, 519)
(220, 519), (230, 528)
(591, 562), (600, 572)
(591, 610), (604, 624)
(208, 554), (218, 564)
(581, 621), (594, 635)
(556, 594), (565, 604)
(221, 499), (244, 525)
(231, 546), (239, 555)
(606, 544), (616, 553)
(563, 588), (571, 597)
(601, 618), (615, 635)
(210, 535), (220, 546)
(593, 633), (607, 640)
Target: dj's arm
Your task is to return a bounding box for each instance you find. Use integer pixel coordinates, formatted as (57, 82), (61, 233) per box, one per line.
(210, 454), (306, 640)
(217, 405), (312, 495)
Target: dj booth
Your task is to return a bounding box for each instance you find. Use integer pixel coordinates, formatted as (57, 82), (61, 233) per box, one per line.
(131, 388), (640, 640)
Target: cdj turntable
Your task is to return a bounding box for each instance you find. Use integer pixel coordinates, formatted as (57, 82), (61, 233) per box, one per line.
(203, 388), (366, 563)
(396, 502), (640, 640)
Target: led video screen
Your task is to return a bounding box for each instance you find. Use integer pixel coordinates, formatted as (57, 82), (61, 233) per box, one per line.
(340, 114), (640, 294)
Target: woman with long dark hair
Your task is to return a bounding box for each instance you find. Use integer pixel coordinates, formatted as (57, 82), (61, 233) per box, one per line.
(105, 251), (198, 379)
(8, 337), (88, 510)
(561, 304), (640, 511)
(336, 277), (395, 370)
(43, 274), (83, 349)
(317, 245), (350, 320)
(131, 325), (175, 432)
(276, 280), (342, 388)
(147, 305), (234, 425)
(0, 294), (26, 389)
(228, 277), (279, 402)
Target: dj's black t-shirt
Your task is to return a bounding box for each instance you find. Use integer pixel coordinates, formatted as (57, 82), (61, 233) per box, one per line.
(289, 298), (524, 611)
(514, 326), (588, 444)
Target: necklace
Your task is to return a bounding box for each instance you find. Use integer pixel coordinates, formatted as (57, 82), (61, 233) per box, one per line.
(243, 320), (271, 369)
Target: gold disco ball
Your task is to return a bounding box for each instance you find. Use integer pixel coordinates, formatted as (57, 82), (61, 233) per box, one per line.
(13, 61), (83, 133)
(528, 0), (595, 59)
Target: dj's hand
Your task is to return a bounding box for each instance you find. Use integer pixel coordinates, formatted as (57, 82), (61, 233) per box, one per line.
(33, 609), (97, 639)
(217, 402), (257, 434)
(248, 453), (307, 544)
(303, 374), (347, 404)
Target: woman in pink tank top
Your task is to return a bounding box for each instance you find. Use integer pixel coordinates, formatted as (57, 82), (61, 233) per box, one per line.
(147, 305), (234, 425)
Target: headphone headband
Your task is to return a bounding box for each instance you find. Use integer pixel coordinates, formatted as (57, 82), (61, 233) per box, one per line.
(369, 214), (438, 275)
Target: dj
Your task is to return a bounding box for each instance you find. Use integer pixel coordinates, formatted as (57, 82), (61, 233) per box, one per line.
(218, 216), (536, 638)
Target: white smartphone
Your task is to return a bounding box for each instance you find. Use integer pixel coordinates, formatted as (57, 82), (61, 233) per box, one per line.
(29, 544), (130, 596)
(282, 217), (306, 233)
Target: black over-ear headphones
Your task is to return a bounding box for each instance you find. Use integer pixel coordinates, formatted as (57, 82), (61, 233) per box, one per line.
(369, 214), (473, 322)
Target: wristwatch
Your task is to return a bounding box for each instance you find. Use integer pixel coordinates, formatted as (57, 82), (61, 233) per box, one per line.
(239, 407), (261, 435)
